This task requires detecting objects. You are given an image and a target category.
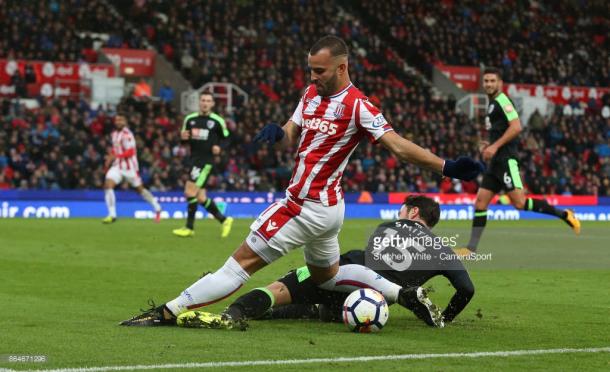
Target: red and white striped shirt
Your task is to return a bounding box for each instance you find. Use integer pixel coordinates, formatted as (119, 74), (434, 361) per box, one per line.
(287, 83), (393, 206)
(111, 127), (139, 171)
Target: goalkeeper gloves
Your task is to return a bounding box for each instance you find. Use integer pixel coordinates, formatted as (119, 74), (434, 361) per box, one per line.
(442, 157), (486, 181)
(253, 123), (285, 146)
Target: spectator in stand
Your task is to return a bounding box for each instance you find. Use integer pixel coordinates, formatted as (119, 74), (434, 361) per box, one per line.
(133, 78), (152, 99)
(528, 109), (545, 132)
(158, 81), (175, 104)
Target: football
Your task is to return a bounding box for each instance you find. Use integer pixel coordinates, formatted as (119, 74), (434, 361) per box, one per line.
(342, 288), (389, 333)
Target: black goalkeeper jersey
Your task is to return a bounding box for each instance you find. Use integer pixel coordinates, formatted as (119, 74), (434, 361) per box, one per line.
(348, 219), (473, 322)
(280, 219), (475, 323)
(182, 111), (229, 164)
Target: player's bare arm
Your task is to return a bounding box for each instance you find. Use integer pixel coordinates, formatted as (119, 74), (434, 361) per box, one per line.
(378, 131), (444, 173)
(276, 120), (300, 149)
(379, 131), (484, 181)
(104, 151), (115, 169)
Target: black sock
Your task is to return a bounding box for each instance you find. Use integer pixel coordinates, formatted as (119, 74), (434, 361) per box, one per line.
(525, 198), (566, 219)
(202, 198), (226, 223)
(225, 288), (274, 321)
(467, 209), (488, 251)
(186, 197), (198, 229)
(268, 304), (320, 320)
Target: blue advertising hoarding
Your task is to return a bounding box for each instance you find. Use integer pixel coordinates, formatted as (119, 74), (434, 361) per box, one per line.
(1, 190), (610, 221)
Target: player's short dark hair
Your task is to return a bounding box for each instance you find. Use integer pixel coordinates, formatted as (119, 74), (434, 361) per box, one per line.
(200, 91), (215, 99)
(403, 195), (440, 228)
(483, 67), (502, 80)
(310, 35), (349, 57)
(115, 111), (127, 119)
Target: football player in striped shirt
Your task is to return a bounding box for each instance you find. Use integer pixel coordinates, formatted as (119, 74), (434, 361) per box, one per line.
(102, 113), (161, 224)
(178, 195), (474, 329)
(120, 36), (483, 328)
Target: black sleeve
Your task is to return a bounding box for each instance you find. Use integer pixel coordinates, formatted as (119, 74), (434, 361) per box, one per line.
(339, 250), (366, 265)
(441, 269), (475, 323)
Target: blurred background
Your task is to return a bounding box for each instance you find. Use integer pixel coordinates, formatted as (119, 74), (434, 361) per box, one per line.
(0, 0), (609, 219)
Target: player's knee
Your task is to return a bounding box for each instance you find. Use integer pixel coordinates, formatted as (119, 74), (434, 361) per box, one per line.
(474, 197), (490, 210)
(513, 198), (526, 210)
(267, 282), (291, 306)
(309, 275), (327, 286)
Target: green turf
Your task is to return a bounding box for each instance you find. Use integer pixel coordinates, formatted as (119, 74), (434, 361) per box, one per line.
(0, 218), (608, 371)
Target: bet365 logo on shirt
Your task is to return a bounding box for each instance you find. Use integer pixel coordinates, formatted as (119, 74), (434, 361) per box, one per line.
(302, 118), (338, 135)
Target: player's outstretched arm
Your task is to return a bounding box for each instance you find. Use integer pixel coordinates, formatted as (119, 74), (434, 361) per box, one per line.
(379, 131), (444, 172)
(379, 131), (485, 181)
(253, 120), (300, 150)
(278, 120), (300, 149)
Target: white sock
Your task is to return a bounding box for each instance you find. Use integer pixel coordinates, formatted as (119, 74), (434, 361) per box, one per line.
(318, 264), (400, 303)
(140, 189), (161, 212)
(104, 189), (116, 218)
(166, 257), (250, 316)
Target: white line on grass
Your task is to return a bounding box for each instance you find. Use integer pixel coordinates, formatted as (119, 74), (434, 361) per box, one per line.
(7, 346), (610, 372)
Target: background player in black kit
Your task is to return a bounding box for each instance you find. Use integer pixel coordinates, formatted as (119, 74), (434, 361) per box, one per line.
(173, 92), (233, 238)
(457, 67), (580, 255)
(178, 195), (475, 329)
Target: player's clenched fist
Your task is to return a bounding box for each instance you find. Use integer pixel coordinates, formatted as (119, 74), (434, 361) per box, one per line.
(253, 123), (285, 145)
(442, 157), (486, 181)
(180, 130), (191, 141)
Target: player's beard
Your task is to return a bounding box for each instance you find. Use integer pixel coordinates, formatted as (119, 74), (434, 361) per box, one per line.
(316, 74), (339, 97)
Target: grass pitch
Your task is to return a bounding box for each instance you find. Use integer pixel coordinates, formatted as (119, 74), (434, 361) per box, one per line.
(0, 218), (608, 371)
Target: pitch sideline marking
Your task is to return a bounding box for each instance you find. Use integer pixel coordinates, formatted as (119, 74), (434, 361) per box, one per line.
(4, 346), (609, 372)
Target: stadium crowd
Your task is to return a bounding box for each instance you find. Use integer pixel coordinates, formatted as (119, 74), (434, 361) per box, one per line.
(1, 0), (609, 196)
(0, 0), (145, 62)
(2, 92), (609, 195)
(350, 0), (609, 86)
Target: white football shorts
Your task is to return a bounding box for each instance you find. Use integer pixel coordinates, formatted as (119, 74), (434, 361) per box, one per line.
(105, 166), (142, 188)
(247, 196), (345, 267)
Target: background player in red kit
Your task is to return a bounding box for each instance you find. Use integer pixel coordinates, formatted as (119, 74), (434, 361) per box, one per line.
(120, 35), (484, 327)
(102, 113), (162, 224)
